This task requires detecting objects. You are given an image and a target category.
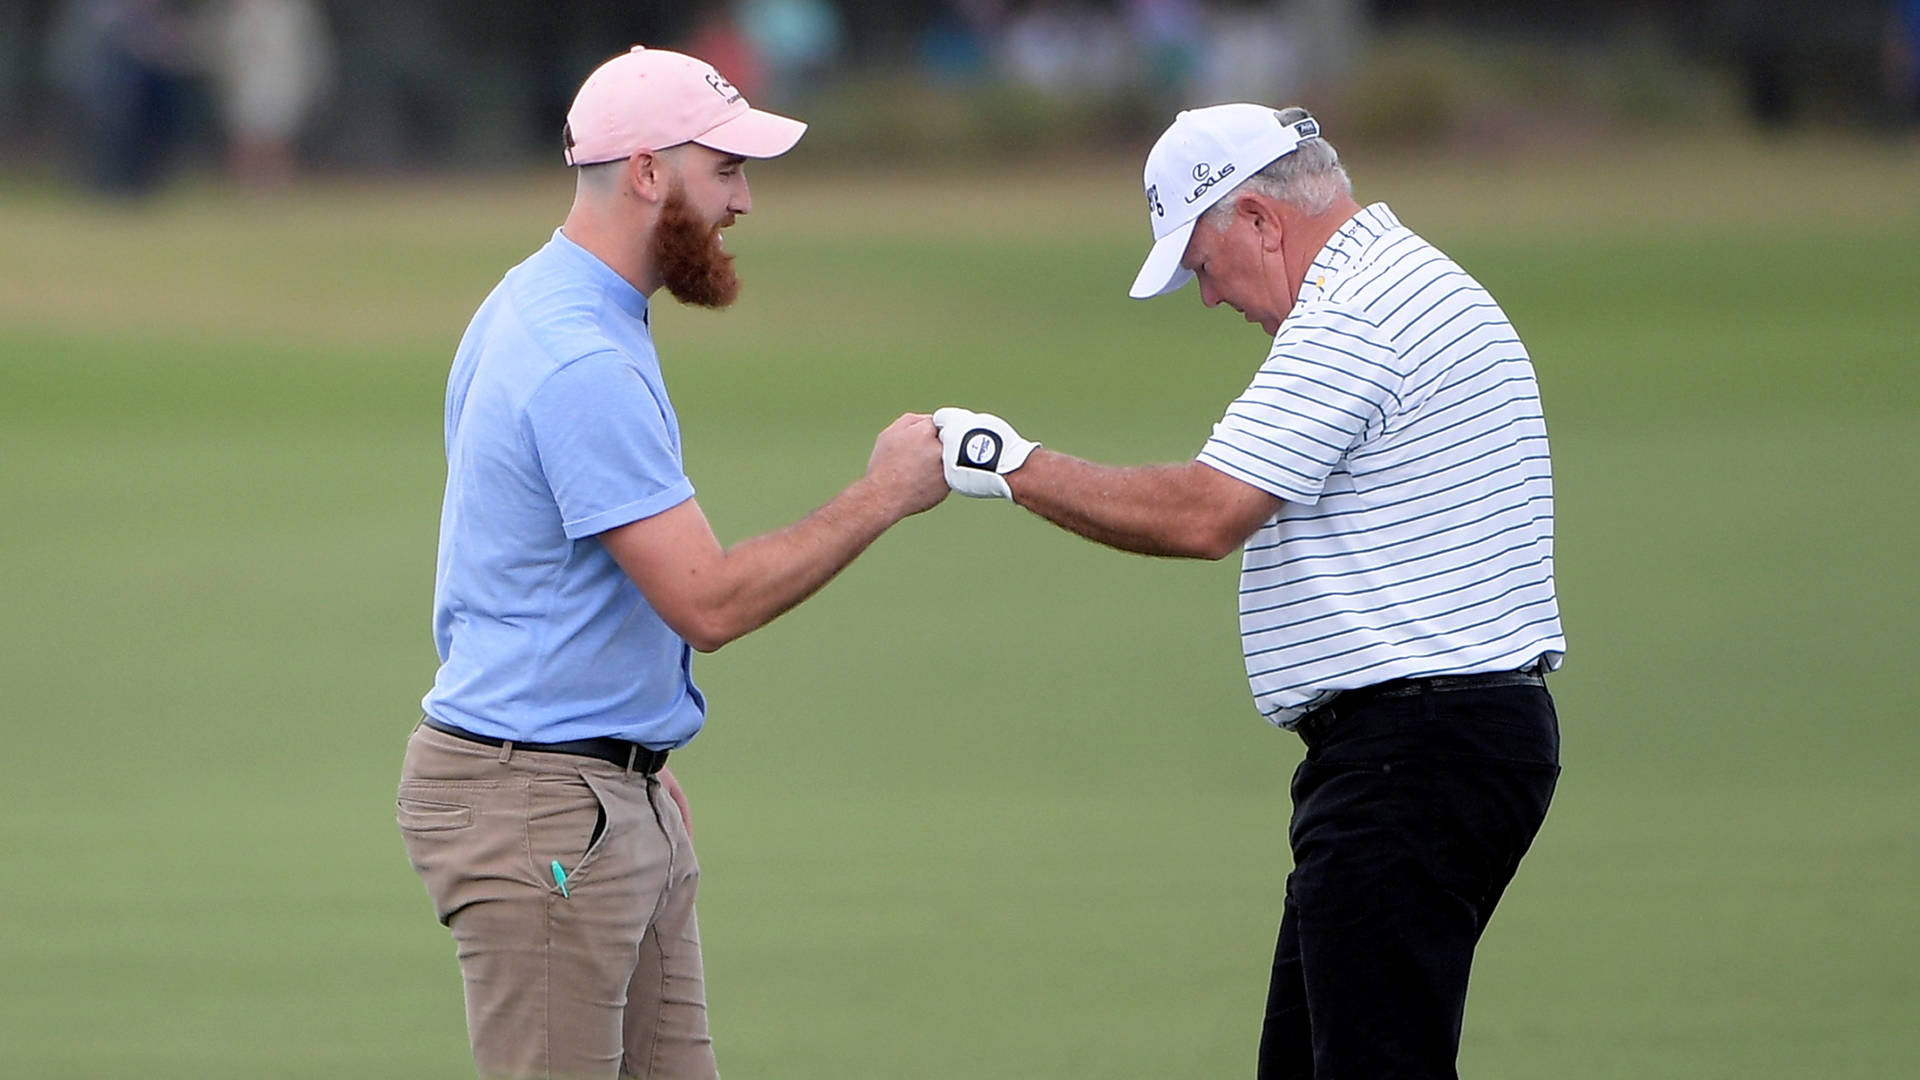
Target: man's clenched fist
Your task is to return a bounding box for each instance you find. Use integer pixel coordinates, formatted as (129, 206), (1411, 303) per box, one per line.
(932, 407), (1039, 500)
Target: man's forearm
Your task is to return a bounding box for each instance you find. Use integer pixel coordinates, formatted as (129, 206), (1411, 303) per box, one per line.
(691, 477), (904, 649)
(608, 413), (945, 653)
(1004, 451), (1247, 560)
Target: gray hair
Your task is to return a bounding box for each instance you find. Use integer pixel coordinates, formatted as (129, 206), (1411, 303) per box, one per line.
(1203, 106), (1351, 232)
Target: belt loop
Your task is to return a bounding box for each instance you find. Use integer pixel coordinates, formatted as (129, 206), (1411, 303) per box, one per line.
(497, 740), (514, 764)
(624, 744), (638, 779)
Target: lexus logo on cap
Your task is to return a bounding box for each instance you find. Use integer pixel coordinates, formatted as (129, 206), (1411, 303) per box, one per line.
(1185, 161), (1235, 203)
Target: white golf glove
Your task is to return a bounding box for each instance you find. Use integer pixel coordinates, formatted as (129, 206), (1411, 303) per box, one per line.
(933, 407), (1039, 500)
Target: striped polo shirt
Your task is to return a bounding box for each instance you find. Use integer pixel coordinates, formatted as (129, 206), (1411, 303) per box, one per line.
(1197, 203), (1565, 727)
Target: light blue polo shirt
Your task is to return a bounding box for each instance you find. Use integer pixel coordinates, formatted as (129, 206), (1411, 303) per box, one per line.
(422, 229), (705, 748)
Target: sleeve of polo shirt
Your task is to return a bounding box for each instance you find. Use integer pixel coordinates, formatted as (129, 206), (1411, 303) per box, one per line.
(1197, 306), (1404, 505)
(525, 351), (695, 540)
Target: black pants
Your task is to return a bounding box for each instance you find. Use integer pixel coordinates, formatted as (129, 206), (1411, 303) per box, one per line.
(1258, 681), (1560, 1080)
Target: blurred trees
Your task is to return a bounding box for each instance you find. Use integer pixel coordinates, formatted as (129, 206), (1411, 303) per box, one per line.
(0, 0), (1909, 186)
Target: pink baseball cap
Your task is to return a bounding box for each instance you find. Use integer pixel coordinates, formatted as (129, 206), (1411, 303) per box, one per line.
(563, 46), (807, 166)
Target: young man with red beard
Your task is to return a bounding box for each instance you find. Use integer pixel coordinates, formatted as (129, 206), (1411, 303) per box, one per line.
(396, 47), (948, 1080)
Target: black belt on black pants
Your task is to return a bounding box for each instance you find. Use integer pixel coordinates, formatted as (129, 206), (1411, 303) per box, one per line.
(1295, 661), (1549, 748)
(421, 715), (670, 775)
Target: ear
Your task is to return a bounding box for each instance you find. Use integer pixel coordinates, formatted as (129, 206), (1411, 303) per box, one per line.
(1243, 194), (1286, 253)
(626, 150), (668, 204)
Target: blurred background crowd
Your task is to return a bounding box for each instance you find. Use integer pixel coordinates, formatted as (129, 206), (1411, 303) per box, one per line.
(0, 0), (1917, 197)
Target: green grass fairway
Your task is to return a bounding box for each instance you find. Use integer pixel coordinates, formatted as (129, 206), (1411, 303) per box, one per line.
(2, 134), (1917, 1078)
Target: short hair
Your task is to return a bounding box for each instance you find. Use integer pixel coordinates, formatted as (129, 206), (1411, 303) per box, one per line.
(1203, 106), (1351, 232)
(575, 159), (626, 192)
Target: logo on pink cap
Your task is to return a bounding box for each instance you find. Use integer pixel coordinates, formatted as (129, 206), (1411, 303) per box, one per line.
(563, 46), (806, 167)
(703, 72), (741, 104)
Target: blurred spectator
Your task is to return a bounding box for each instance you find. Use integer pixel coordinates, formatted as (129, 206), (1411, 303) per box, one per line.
(918, 0), (1004, 86)
(325, 4), (461, 169)
(202, 0), (334, 188)
(1002, 1), (1130, 96)
(1195, 0), (1358, 109)
(1293, 0), (1363, 92)
(1, 6), (35, 140)
(1127, 0), (1205, 104)
(46, 0), (192, 197)
(1889, 0), (1920, 121)
(737, 0), (844, 104)
(1197, 5), (1302, 106)
(686, 8), (767, 100)
(1730, 0), (1795, 125)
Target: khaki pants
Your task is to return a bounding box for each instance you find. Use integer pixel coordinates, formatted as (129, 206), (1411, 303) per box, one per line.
(397, 723), (716, 1079)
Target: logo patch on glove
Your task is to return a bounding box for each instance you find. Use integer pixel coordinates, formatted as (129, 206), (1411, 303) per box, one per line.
(959, 429), (1003, 470)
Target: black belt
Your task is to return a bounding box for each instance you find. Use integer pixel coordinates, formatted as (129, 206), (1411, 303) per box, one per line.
(421, 716), (669, 775)
(1298, 661), (1549, 738)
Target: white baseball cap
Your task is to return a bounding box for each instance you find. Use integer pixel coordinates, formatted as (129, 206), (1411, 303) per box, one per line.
(1129, 104), (1323, 299)
(563, 46), (807, 166)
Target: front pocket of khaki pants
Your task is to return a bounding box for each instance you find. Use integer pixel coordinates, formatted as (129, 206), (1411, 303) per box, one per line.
(526, 774), (611, 890)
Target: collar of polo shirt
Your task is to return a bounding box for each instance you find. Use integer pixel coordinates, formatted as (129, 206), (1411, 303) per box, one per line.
(1129, 105), (1322, 300)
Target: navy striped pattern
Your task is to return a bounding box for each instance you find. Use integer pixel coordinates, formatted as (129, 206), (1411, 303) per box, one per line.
(1197, 204), (1564, 727)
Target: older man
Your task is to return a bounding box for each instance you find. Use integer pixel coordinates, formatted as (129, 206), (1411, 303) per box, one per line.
(936, 105), (1565, 1078)
(397, 47), (946, 1079)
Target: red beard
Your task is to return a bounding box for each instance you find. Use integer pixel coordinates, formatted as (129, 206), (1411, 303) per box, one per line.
(653, 190), (740, 308)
